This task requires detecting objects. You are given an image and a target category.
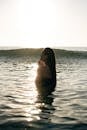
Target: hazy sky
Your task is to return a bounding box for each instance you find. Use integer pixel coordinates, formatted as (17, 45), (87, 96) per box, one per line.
(0, 0), (87, 48)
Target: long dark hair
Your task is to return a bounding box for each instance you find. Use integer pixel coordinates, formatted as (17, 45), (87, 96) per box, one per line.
(40, 48), (56, 86)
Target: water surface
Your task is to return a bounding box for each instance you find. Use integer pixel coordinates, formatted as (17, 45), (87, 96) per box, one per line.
(0, 48), (87, 130)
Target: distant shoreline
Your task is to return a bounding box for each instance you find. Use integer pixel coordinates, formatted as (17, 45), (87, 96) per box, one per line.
(0, 47), (87, 59)
(0, 46), (87, 51)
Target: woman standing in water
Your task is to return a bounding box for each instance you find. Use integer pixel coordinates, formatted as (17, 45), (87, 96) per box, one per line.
(35, 48), (56, 95)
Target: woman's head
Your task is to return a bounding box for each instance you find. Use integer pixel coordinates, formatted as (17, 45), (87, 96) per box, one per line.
(40, 48), (56, 73)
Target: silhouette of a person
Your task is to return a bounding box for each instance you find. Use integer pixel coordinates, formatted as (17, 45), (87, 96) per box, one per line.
(35, 48), (56, 96)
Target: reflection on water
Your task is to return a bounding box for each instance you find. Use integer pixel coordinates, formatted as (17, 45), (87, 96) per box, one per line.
(21, 63), (55, 124)
(0, 57), (87, 129)
(0, 61), (56, 129)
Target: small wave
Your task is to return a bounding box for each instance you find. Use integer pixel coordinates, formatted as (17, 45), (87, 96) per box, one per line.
(54, 49), (87, 59)
(0, 48), (87, 59)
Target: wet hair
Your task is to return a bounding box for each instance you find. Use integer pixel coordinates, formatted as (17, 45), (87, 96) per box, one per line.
(40, 48), (56, 86)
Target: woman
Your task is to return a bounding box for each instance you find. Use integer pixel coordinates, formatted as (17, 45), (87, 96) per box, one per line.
(35, 48), (56, 95)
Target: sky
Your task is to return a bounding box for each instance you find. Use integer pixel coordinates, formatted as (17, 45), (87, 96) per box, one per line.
(0, 0), (87, 48)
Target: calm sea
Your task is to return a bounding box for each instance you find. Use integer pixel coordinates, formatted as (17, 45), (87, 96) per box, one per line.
(0, 47), (87, 130)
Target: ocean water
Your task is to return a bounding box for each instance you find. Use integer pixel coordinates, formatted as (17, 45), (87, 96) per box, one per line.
(0, 48), (87, 130)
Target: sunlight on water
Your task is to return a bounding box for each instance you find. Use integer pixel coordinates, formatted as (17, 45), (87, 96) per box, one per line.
(26, 63), (38, 103)
(23, 106), (41, 122)
(27, 63), (38, 82)
(19, 63), (41, 122)
(0, 51), (87, 129)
